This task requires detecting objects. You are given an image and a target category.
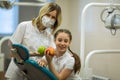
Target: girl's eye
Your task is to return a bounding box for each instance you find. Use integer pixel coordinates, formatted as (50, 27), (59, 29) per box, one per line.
(58, 39), (62, 42)
(64, 39), (68, 43)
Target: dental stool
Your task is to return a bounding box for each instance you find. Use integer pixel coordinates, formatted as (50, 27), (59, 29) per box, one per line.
(11, 44), (57, 80)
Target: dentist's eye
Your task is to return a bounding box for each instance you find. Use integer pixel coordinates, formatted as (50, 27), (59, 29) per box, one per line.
(46, 14), (56, 20)
(46, 14), (50, 17)
(51, 16), (56, 19)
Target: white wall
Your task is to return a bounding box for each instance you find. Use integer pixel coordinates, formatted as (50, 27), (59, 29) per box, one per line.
(56, 0), (81, 55)
(56, 0), (120, 80)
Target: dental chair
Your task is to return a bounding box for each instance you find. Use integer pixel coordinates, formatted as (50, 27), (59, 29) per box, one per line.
(11, 44), (57, 80)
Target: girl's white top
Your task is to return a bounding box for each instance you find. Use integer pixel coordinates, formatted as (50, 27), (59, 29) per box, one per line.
(43, 50), (81, 80)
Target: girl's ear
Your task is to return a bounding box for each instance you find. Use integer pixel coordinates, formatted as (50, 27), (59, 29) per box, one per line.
(69, 40), (71, 44)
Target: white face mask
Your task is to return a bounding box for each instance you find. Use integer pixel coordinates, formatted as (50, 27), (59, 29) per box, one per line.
(42, 16), (55, 28)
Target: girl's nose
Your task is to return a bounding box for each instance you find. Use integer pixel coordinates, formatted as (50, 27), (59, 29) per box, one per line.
(61, 41), (65, 45)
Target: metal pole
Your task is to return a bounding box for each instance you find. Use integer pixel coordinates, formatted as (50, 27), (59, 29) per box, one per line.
(85, 50), (120, 68)
(14, 2), (46, 7)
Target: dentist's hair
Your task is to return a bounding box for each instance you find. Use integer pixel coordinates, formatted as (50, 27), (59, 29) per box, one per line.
(54, 29), (81, 74)
(32, 2), (62, 33)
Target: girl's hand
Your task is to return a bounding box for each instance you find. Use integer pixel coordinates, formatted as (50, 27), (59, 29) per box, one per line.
(45, 50), (53, 64)
(37, 59), (47, 67)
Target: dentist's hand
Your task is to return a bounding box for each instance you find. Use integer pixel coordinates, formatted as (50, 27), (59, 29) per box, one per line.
(30, 51), (44, 56)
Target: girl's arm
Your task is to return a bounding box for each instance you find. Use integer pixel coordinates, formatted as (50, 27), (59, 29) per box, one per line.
(48, 62), (73, 80)
(46, 53), (73, 80)
(37, 56), (48, 67)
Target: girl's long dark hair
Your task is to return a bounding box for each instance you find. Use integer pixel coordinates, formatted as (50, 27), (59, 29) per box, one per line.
(68, 47), (81, 74)
(54, 29), (81, 74)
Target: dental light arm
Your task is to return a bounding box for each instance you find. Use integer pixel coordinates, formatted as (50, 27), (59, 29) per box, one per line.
(0, 0), (46, 9)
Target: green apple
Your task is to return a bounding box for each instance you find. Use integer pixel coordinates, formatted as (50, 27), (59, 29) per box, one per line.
(37, 46), (46, 55)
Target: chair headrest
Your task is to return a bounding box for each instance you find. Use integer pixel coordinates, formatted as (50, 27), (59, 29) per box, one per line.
(12, 44), (29, 61)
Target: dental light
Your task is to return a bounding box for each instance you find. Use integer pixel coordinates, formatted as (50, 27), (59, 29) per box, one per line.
(0, 0), (47, 9)
(0, 0), (14, 9)
(101, 7), (120, 35)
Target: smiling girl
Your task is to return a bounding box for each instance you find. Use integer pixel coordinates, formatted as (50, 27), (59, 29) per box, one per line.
(38, 29), (81, 80)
